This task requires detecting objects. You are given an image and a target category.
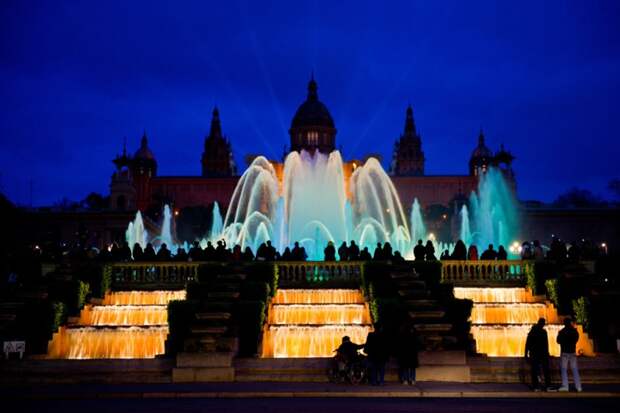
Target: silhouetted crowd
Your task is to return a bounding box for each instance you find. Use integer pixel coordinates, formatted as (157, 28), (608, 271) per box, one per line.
(435, 240), (508, 261)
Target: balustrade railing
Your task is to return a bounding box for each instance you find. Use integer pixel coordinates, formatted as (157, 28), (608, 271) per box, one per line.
(276, 261), (364, 286)
(441, 260), (529, 284)
(109, 262), (199, 286)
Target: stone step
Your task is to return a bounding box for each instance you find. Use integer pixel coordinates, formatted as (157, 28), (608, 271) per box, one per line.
(203, 301), (234, 311)
(414, 323), (452, 333)
(390, 272), (418, 280)
(195, 312), (232, 321)
(216, 273), (247, 281)
(409, 310), (446, 319)
(398, 289), (430, 298)
(190, 326), (228, 335)
(209, 283), (241, 292)
(207, 292), (240, 299)
(395, 280), (426, 288)
(404, 299), (439, 309)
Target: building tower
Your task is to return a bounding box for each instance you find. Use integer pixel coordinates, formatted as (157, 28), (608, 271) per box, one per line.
(110, 138), (136, 211)
(131, 131), (157, 211)
(289, 75), (337, 154)
(469, 129), (493, 176)
(390, 105), (425, 176)
(202, 107), (236, 177)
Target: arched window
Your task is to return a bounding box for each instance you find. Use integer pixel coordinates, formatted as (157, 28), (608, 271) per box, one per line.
(307, 131), (319, 146)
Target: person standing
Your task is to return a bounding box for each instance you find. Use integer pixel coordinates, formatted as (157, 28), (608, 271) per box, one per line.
(397, 323), (419, 385)
(557, 317), (582, 392)
(364, 325), (389, 386)
(525, 318), (551, 391)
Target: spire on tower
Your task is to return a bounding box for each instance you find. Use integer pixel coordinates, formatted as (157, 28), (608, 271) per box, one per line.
(404, 104), (417, 137)
(209, 106), (223, 140)
(307, 74), (318, 101)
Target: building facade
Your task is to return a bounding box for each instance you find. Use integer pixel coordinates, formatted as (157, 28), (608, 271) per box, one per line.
(109, 77), (515, 214)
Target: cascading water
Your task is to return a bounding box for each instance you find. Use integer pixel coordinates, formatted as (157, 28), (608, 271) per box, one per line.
(47, 290), (186, 359)
(261, 289), (373, 358)
(459, 205), (472, 246)
(409, 198), (426, 244)
(454, 287), (594, 357)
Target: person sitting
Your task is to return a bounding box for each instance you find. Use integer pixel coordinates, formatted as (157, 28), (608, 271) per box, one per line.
(480, 244), (497, 260)
(533, 240), (544, 260)
(336, 336), (364, 365)
(359, 247), (372, 261)
(256, 242), (267, 261)
(231, 244), (242, 261)
(324, 241), (336, 261)
(265, 240), (277, 261)
(393, 251), (405, 262)
(440, 249), (451, 260)
(521, 241), (533, 260)
(413, 240), (425, 261)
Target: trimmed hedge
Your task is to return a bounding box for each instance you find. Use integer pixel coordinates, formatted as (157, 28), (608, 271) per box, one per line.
(237, 300), (266, 357)
(166, 299), (199, 354)
(572, 296), (591, 333)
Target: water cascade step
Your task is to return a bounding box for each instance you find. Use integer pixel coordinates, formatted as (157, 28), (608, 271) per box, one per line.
(47, 290), (185, 359)
(261, 289), (373, 358)
(454, 287), (594, 357)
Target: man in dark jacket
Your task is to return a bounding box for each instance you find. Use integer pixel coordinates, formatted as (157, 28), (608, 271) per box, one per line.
(525, 318), (551, 391)
(413, 240), (426, 261)
(557, 317), (582, 392)
(364, 325), (389, 385)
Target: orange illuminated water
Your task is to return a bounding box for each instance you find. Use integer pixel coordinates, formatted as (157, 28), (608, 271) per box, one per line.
(102, 290), (186, 305)
(262, 289), (372, 358)
(47, 290), (183, 359)
(78, 305), (168, 326)
(272, 289), (365, 304)
(268, 304), (371, 325)
(455, 287), (594, 357)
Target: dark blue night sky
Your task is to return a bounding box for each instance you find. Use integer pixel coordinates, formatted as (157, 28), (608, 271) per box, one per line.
(1, 1), (619, 206)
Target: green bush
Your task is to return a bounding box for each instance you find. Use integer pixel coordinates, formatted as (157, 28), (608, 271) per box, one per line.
(240, 281), (270, 301)
(545, 279), (560, 308)
(50, 301), (67, 333)
(99, 264), (112, 297)
(76, 280), (90, 311)
(237, 300), (266, 357)
(572, 296), (591, 332)
(166, 299), (199, 354)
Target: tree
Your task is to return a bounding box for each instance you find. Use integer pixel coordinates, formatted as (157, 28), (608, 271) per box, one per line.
(80, 192), (109, 210)
(608, 179), (620, 200)
(552, 188), (607, 208)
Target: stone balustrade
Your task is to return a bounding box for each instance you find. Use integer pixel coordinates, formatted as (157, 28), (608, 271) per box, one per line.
(276, 261), (364, 286)
(441, 260), (529, 285)
(110, 262), (199, 287)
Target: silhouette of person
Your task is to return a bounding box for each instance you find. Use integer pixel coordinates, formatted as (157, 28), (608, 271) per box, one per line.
(413, 240), (425, 261)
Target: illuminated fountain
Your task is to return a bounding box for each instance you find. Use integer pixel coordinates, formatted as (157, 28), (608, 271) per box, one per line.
(47, 290), (185, 359)
(124, 149), (518, 260)
(454, 287), (594, 357)
(261, 289), (373, 358)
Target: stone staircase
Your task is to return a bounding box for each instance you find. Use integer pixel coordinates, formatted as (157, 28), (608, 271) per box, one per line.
(234, 351), (470, 382)
(390, 269), (458, 350)
(173, 271), (246, 382)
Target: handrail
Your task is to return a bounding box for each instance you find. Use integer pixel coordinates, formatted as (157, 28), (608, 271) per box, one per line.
(109, 261), (200, 285)
(440, 260), (529, 284)
(276, 261), (364, 286)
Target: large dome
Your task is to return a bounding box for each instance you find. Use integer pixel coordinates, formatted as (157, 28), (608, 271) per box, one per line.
(134, 133), (156, 160)
(290, 78), (335, 129)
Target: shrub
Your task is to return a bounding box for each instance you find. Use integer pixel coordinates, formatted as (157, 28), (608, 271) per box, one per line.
(76, 280), (90, 311)
(50, 301), (67, 334)
(572, 296), (591, 332)
(240, 281), (270, 301)
(236, 300), (266, 357)
(166, 299), (199, 354)
(545, 279), (560, 309)
(99, 264), (112, 297)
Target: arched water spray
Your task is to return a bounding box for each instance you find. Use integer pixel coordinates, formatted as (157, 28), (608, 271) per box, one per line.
(125, 211), (147, 251)
(409, 198), (426, 243)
